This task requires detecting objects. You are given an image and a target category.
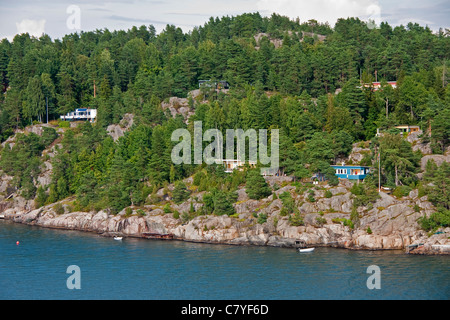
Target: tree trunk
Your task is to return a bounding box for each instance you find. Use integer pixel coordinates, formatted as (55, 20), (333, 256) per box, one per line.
(395, 164), (399, 186)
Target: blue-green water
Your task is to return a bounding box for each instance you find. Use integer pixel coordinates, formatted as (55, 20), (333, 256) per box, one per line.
(0, 220), (448, 300)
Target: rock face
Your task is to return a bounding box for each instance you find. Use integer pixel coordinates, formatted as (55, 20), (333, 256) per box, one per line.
(107, 113), (134, 142)
(420, 154), (450, 171)
(2, 182), (448, 255)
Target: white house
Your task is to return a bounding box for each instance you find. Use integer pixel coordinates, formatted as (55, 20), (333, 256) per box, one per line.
(215, 159), (257, 173)
(60, 108), (97, 123)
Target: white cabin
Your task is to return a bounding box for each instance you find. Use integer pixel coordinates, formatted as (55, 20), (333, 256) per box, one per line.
(215, 159), (257, 173)
(60, 108), (97, 123)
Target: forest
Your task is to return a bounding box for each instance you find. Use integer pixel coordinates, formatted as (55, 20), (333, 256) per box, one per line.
(0, 13), (449, 224)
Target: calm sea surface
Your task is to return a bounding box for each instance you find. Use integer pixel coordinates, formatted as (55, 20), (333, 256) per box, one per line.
(0, 220), (448, 300)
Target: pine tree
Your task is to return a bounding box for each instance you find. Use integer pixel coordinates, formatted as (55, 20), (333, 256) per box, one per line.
(172, 181), (190, 204)
(246, 169), (272, 200)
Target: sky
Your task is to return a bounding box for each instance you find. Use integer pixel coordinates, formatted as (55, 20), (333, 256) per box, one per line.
(0, 0), (449, 41)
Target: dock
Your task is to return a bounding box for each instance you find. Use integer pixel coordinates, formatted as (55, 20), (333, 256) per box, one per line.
(406, 243), (424, 254)
(142, 232), (174, 240)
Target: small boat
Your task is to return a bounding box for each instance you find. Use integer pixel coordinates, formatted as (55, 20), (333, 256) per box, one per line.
(113, 236), (123, 241)
(298, 248), (315, 253)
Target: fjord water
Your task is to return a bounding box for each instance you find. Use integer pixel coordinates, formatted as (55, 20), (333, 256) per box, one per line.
(1, 221), (448, 300)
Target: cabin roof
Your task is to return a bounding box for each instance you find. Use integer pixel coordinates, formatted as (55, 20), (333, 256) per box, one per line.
(331, 165), (371, 168)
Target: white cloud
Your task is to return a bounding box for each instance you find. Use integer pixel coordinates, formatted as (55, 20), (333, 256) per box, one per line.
(15, 19), (46, 38)
(257, 0), (381, 26)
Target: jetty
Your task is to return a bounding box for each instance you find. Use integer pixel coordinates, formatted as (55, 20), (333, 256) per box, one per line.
(142, 232), (174, 240)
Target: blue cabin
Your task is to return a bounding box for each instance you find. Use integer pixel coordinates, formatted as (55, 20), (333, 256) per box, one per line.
(331, 165), (371, 180)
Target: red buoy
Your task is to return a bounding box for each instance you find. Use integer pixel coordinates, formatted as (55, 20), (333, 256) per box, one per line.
(16, 241), (20, 245)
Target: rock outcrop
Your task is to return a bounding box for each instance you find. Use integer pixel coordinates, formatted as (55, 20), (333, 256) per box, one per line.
(2, 181), (448, 255)
(107, 113), (134, 142)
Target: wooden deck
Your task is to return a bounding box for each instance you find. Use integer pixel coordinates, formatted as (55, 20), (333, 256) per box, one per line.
(142, 232), (174, 240)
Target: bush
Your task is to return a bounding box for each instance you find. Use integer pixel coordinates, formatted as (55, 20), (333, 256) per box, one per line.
(315, 216), (327, 226)
(307, 189), (316, 202)
(203, 188), (236, 216)
(392, 185), (412, 198)
(331, 217), (354, 229)
(193, 171), (205, 186)
(289, 211), (304, 226)
(350, 182), (364, 195)
(279, 191), (295, 214)
(172, 182), (190, 204)
(41, 127), (58, 147)
(54, 203), (65, 215)
(58, 120), (70, 128)
(325, 190), (333, 198)
(366, 226), (373, 234)
(257, 213), (268, 224)
(163, 204), (172, 213)
(35, 186), (48, 209)
(417, 208), (450, 232)
(350, 207), (360, 228)
(352, 183), (380, 208)
(246, 169), (272, 200)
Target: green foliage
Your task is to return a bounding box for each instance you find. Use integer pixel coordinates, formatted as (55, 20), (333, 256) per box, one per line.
(350, 207), (360, 228)
(374, 133), (420, 187)
(172, 181), (190, 204)
(246, 169), (272, 200)
(257, 213), (268, 224)
(392, 185), (412, 198)
(332, 217), (354, 229)
(0, 133), (46, 199)
(125, 207), (133, 217)
(54, 203), (65, 215)
(163, 204), (172, 213)
(422, 161), (450, 210)
(417, 208), (450, 232)
(315, 216), (327, 227)
(351, 182), (380, 208)
(289, 211), (304, 226)
(34, 185), (48, 208)
(279, 191), (295, 213)
(203, 188), (236, 216)
(1, 14), (449, 217)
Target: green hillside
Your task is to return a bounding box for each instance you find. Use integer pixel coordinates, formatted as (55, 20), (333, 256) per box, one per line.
(0, 13), (449, 225)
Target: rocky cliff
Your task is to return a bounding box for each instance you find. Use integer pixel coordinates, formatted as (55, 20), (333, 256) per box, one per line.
(2, 180), (449, 255)
(1, 117), (449, 255)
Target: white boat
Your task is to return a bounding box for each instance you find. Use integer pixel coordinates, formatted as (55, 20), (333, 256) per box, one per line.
(298, 248), (315, 253)
(114, 236), (123, 241)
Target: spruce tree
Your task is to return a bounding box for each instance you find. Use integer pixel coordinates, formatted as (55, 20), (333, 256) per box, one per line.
(246, 169), (272, 200)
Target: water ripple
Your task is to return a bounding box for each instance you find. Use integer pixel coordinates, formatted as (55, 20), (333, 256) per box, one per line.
(1, 221), (448, 300)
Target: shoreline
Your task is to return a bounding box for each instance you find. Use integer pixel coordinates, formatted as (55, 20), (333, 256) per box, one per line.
(2, 207), (449, 255)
